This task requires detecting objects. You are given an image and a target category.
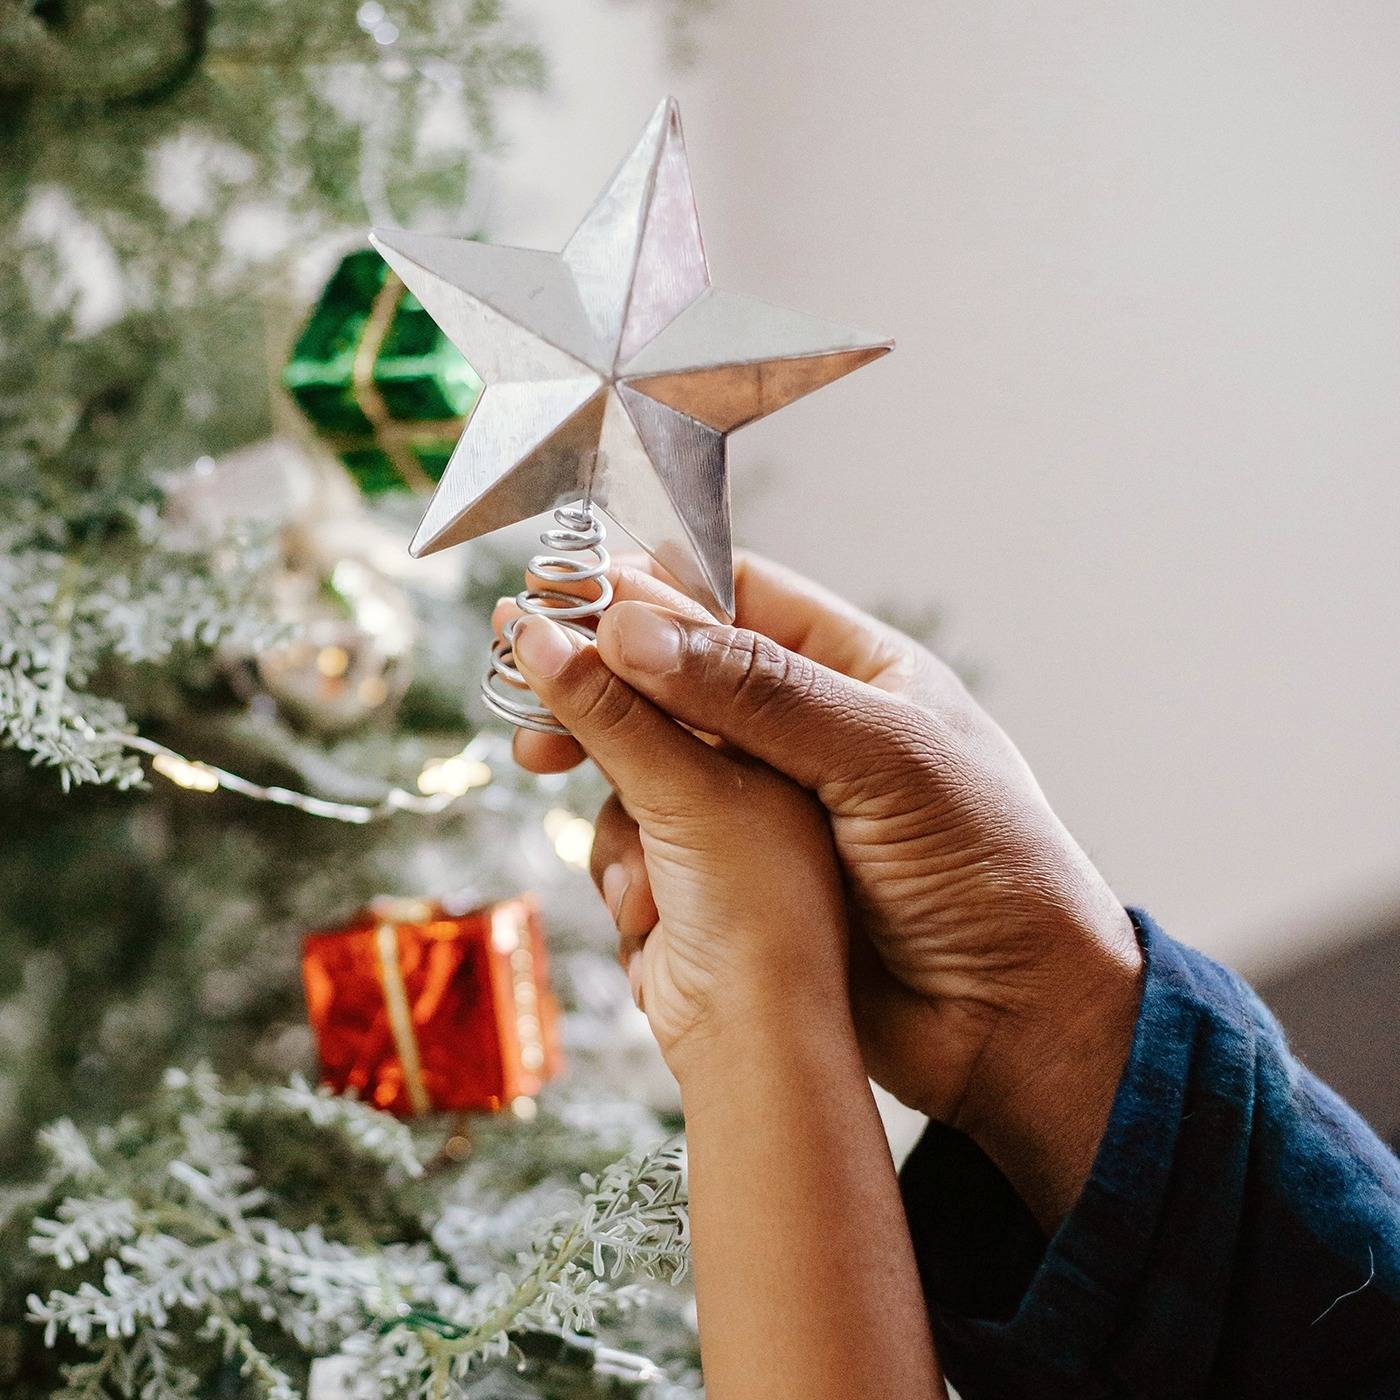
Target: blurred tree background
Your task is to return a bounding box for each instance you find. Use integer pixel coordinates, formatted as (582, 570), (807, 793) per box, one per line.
(0, 1), (705, 1395)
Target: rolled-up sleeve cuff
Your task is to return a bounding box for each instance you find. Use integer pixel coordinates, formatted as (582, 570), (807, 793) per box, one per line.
(899, 909), (1253, 1393)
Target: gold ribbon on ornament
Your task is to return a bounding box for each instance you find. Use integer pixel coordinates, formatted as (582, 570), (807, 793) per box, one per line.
(343, 271), (456, 495)
(374, 918), (432, 1115)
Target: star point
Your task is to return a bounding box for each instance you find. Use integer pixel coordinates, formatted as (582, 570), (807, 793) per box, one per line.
(372, 97), (891, 616)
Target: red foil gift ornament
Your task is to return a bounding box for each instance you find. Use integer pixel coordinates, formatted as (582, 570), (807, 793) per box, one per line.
(302, 895), (561, 1116)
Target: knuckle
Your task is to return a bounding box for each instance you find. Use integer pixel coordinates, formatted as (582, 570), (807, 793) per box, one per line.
(583, 681), (641, 745)
(562, 651), (642, 744)
(890, 700), (974, 781)
(707, 627), (800, 718)
(815, 692), (953, 809)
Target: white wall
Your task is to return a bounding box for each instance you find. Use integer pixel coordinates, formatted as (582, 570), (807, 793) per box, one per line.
(504, 1), (1400, 976)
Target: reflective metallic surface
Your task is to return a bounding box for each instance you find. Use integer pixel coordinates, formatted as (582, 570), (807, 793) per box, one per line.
(482, 504), (613, 736)
(302, 895), (561, 1116)
(371, 95), (892, 620)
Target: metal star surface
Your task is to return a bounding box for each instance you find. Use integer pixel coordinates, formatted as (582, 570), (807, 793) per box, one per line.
(371, 96), (891, 619)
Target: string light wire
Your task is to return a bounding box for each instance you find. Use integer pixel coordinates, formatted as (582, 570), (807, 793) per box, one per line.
(119, 732), (493, 825)
(116, 732), (596, 868)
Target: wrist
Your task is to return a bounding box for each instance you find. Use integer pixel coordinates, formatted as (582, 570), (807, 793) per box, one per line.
(668, 983), (861, 1111)
(953, 902), (1144, 1227)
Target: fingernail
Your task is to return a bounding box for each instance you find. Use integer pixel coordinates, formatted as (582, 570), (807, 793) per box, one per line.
(514, 616), (574, 679)
(602, 863), (630, 921)
(627, 950), (644, 1010)
(616, 606), (683, 675)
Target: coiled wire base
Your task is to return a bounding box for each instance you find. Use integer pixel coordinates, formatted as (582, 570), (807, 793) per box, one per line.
(482, 503), (613, 735)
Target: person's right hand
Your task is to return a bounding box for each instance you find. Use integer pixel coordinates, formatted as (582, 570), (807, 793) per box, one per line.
(505, 554), (1144, 1223)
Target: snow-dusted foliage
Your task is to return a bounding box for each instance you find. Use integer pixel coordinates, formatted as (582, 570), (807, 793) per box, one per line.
(0, 1), (710, 1394)
(14, 1069), (692, 1399)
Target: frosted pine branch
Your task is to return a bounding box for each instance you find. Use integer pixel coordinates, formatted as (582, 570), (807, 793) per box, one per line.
(52, 1332), (201, 1400)
(0, 664), (138, 789)
(0, 507), (278, 790)
(20, 1070), (686, 1397)
(237, 1075), (424, 1180)
(385, 1140), (689, 1375)
(202, 1300), (300, 1400)
(1, 2), (707, 1394)
(30, 1197), (139, 1269)
(37, 1119), (102, 1183)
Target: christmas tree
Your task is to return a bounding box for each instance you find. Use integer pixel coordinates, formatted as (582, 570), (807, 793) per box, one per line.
(0, 2), (702, 1394)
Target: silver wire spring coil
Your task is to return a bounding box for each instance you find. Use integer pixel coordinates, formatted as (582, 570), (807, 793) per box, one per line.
(481, 502), (613, 735)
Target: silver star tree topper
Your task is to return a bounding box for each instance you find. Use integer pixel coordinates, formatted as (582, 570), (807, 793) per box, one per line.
(370, 96), (890, 620)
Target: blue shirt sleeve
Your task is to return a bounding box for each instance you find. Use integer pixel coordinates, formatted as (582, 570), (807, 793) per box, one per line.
(899, 909), (1400, 1399)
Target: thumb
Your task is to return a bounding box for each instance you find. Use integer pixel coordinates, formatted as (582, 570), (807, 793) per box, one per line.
(511, 613), (735, 827)
(595, 600), (913, 796)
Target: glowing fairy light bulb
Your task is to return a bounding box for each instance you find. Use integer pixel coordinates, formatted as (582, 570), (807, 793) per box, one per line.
(416, 752), (492, 797)
(543, 808), (594, 870)
(151, 752), (221, 793)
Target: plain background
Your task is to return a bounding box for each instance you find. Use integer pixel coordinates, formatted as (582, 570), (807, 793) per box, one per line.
(482, 0), (1400, 981)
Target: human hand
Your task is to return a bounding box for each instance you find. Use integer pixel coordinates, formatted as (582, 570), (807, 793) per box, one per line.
(505, 555), (1143, 1223)
(507, 610), (853, 1077)
(507, 610), (945, 1400)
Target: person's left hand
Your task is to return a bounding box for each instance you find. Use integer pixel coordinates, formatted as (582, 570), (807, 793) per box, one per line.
(508, 612), (852, 1076)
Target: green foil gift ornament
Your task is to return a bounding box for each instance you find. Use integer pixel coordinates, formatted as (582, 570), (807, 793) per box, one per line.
(283, 249), (485, 495)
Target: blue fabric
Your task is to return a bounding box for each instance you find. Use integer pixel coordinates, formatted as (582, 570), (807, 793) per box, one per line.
(899, 910), (1400, 1399)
